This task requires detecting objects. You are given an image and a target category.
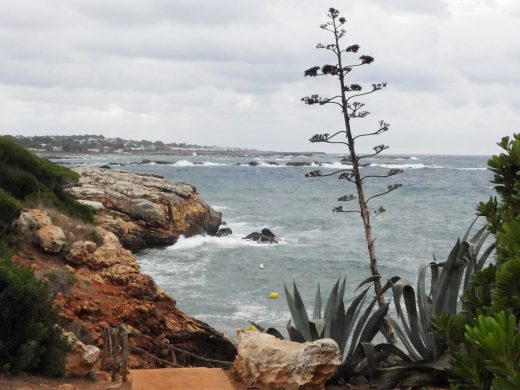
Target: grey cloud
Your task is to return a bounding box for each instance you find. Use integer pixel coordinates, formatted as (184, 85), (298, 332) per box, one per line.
(0, 0), (517, 154)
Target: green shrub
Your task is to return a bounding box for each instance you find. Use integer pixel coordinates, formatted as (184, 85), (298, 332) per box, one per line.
(0, 136), (93, 224)
(448, 312), (520, 389)
(0, 256), (69, 376)
(44, 267), (77, 295)
(0, 189), (22, 235)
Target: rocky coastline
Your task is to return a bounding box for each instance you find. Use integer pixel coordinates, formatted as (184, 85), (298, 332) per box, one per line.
(12, 167), (236, 371)
(67, 168), (221, 251)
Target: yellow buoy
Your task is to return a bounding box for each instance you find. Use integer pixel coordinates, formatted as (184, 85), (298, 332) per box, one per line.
(247, 325), (257, 331)
(269, 292), (279, 299)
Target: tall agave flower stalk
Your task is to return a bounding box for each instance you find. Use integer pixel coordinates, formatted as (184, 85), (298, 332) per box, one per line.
(302, 8), (402, 313)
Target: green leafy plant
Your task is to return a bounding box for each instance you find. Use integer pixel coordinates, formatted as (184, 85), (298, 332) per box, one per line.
(453, 312), (520, 390)
(0, 256), (69, 375)
(0, 136), (93, 224)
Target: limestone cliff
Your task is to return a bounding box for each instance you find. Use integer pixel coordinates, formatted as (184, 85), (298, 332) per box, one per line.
(14, 208), (236, 369)
(67, 168), (221, 251)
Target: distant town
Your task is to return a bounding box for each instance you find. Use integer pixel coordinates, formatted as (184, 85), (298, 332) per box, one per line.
(6, 134), (319, 157)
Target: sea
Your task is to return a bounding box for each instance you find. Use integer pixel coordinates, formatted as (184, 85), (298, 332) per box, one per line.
(52, 153), (493, 339)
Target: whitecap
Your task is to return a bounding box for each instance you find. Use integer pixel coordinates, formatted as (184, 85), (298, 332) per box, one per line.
(318, 162), (353, 169)
(212, 205), (238, 211)
(452, 167), (487, 171)
(173, 160), (194, 167)
(369, 163), (443, 169)
(166, 235), (287, 250)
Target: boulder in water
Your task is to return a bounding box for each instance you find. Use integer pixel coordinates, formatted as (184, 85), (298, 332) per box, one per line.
(243, 228), (278, 244)
(216, 228), (232, 237)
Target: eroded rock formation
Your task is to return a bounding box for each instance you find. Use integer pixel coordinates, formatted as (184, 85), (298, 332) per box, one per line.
(67, 168), (222, 251)
(233, 330), (340, 390)
(13, 208), (236, 370)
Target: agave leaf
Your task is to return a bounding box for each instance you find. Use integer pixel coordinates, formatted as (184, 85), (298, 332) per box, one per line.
(378, 276), (402, 297)
(359, 301), (390, 344)
(355, 275), (381, 292)
(430, 263), (440, 299)
(266, 328), (285, 340)
(391, 280), (430, 359)
(385, 316), (422, 361)
(337, 276), (346, 304)
(248, 320), (265, 333)
(311, 319), (325, 337)
(360, 342), (376, 377)
(346, 297), (377, 360)
(342, 287), (369, 353)
(431, 240), (468, 316)
(374, 343), (413, 363)
(313, 283), (321, 320)
(416, 262), (435, 351)
(287, 320), (306, 343)
(473, 229), (490, 255)
(285, 283), (312, 341)
(461, 216), (478, 242)
(323, 279), (340, 338)
(476, 242), (496, 271)
(332, 297), (346, 351)
(468, 224), (487, 246)
(309, 320), (320, 341)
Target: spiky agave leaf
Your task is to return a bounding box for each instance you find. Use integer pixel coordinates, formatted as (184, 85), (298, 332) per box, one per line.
(285, 282), (313, 341)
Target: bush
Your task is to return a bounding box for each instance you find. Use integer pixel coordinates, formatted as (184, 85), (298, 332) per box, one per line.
(451, 312), (520, 390)
(0, 189), (22, 235)
(0, 255), (69, 376)
(0, 136), (93, 224)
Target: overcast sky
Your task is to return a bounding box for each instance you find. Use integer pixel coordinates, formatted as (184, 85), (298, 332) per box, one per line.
(0, 0), (518, 154)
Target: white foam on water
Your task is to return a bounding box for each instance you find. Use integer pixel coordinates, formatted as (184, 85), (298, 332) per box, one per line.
(370, 163), (443, 169)
(453, 167), (487, 171)
(212, 205), (238, 211)
(166, 234), (287, 251)
(173, 159), (193, 167)
(319, 162), (353, 169)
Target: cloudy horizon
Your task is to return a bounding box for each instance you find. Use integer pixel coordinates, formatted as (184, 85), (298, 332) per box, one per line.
(0, 0), (519, 155)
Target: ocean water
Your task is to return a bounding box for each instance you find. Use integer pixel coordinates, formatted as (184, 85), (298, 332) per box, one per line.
(55, 153), (493, 339)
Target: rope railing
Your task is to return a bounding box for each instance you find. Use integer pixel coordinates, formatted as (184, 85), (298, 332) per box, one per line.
(101, 324), (234, 382)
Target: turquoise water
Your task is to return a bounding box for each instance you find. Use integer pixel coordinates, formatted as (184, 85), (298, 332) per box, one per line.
(57, 154), (493, 338)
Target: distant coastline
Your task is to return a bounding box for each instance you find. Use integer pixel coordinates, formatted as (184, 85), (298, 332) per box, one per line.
(7, 134), (323, 158)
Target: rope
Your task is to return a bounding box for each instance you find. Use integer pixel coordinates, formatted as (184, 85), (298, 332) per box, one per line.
(130, 346), (183, 368)
(129, 331), (234, 367)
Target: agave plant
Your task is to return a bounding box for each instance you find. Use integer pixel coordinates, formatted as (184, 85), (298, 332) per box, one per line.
(251, 277), (391, 377)
(380, 218), (495, 363)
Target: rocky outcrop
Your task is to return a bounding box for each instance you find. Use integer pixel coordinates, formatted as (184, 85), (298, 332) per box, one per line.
(243, 228), (278, 244)
(216, 228), (232, 237)
(67, 168), (222, 251)
(233, 330), (340, 390)
(13, 208), (237, 370)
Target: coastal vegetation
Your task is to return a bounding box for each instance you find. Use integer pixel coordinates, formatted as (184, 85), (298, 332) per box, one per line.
(252, 8), (518, 389)
(0, 135), (93, 376)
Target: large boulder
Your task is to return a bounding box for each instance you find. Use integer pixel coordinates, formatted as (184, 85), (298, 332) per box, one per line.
(34, 225), (67, 253)
(67, 168), (222, 251)
(14, 209), (52, 234)
(63, 331), (100, 377)
(233, 330), (341, 390)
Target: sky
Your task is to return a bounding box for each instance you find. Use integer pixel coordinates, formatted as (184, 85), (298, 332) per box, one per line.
(0, 0), (519, 155)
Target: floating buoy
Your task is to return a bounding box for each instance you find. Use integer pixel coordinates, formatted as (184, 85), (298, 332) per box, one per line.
(259, 263), (264, 269)
(247, 325), (257, 331)
(269, 292), (279, 299)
